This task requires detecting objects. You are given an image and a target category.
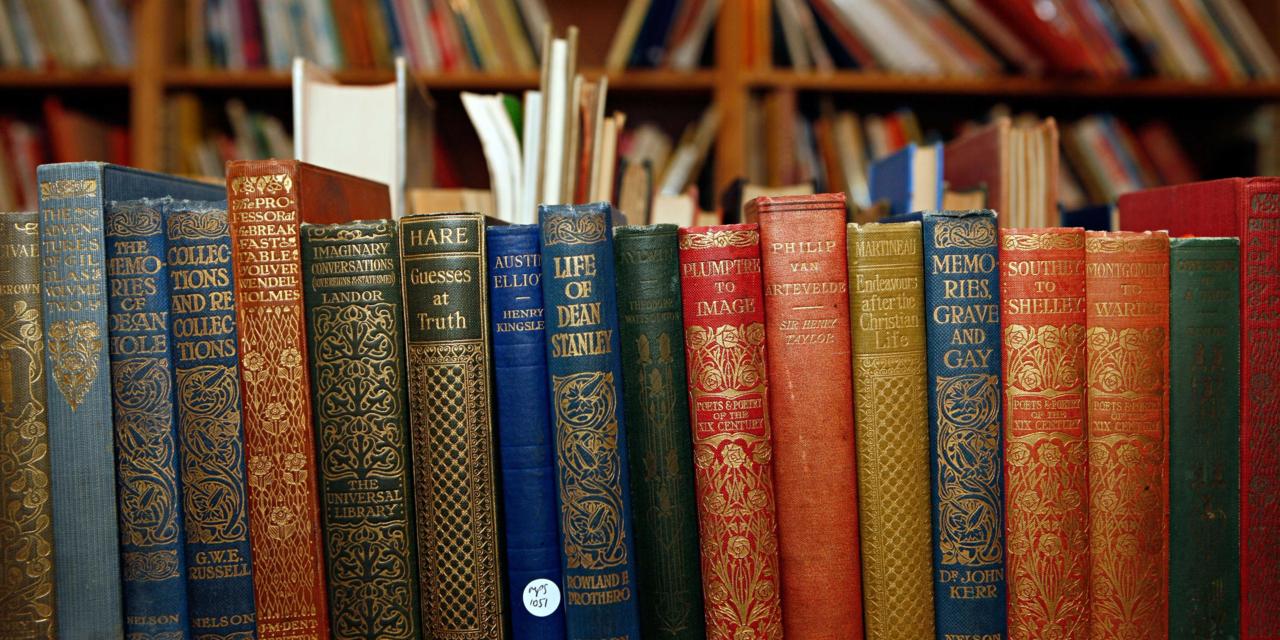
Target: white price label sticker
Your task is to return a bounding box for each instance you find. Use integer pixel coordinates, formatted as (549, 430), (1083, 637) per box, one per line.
(522, 578), (561, 617)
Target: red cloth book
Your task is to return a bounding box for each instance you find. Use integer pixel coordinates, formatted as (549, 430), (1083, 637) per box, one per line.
(677, 224), (783, 640)
(749, 194), (864, 639)
(226, 160), (390, 640)
(1119, 178), (1280, 638)
(999, 228), (1090, 639)
(1084, 230), (1170, 639)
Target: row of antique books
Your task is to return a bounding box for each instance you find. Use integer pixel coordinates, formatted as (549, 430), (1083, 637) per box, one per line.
(1, 159), (1276, 640)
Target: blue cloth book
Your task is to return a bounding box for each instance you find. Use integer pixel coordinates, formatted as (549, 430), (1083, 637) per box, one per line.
(911, 209), (1007, 639)
(869, 142), (944, 216)
(37, 162), (223, 639)
(538, 203), (642, 640)
(487, 224), (568, 640)
(1060, 203), (1113, 230)
(105, 198), (190, 639)
(166, 200), (258, 640)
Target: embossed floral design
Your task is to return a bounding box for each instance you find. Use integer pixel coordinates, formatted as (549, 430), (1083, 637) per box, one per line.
(1039, 443), (1063, 467)
(1007, 443), (1032, 467)
(279, 347), (302, 369)
(264, 402), (287, 422)
(727, 536), (751, 559)
(242, 351), (266, 372)
(695, 446), (715, 469)
(722, 444), (747, 468)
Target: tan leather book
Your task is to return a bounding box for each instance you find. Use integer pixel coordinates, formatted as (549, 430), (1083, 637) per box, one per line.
(847, 220), (936, 640)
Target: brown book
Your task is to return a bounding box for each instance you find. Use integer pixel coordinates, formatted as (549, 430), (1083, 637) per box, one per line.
(750, 193), (864, 639)
(225, 159), (390, 640)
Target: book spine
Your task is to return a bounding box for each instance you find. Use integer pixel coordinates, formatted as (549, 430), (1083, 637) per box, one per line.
(920, 210), (1007, 638)
(36, 164), (124, 639)
(301, 221), (420, 640)
(486, 225), (568, 640)
(400, 213), (505, 639)
(614, 224), (704, 640)
(756, 198), (863, 638)
(0, 210), (56, 639)
(998, 228), (1089, 639)
(538, 202), (642, 640)
(105, 198), (191, 639)
(1084, 230), (1169, 639)
(848, 221), (936, 640)
(1169, 237), (1240, 638)
(226, 164), (329, 640)
(1240, 182), (1280, 639)
(677, 224), (782, 640)
(166, 202), (259, 640)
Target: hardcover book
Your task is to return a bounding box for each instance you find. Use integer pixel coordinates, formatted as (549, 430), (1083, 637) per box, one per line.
(105, 198), (190, 639)
(1084, 230), (1170, 639)
(677, 224), (783, 640)
(538, 202), (642, 640)
(302, 220), (420, 640)
(918, 210), (1007, 638)
(750, 193), (864, 639)
(400, 212), (506, 639)
(999, 227), (1089, 639)
(1118, 178), (1279, 638)
(847, 220), (936, 640)
(227, 159), (389, 640)
(487, 224), (568, 639)
(0, 210), (55, 639)
(868, 142), (943, 216)
(37, 161), (222, 639)
(166, 200), (258, 640)
(1169, 237), (1240, 638)
(614, 224), (705, 640)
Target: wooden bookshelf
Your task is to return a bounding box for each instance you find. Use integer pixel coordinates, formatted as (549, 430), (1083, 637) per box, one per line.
(1, 0), (1279, 192)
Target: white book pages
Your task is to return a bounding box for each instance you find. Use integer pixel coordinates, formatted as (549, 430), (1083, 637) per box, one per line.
(541, 39), (569, 205)
(488, 95), (524, 223)
(521, 91), (544, 225)
(461, 93), (513, 222)
(293, 58), (402, 216)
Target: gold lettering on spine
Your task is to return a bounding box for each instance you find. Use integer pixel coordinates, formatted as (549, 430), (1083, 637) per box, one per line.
(401, 214), (503, 638)
(0, 214), (54, 638)
(930, 218), (1003, 592)
(106, 202), (182, 586)
(849, 223), (935, 637)
(228, 167), (322, 634)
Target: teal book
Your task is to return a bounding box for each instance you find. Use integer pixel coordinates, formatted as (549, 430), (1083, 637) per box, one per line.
(302, 220), (421, 640)
(538, 202), (642, 640)
(165, 200), (258, 639)
(614, 224), (704, 640)
(1169, 237), (1240, 638)
(105, 198), (190, 639)
(36, 162), (222, 638)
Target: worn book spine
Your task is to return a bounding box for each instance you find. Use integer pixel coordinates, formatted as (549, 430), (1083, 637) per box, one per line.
(0, 211), (56, 639)
(400, 212), (505, 639)
(614, 224), (705, 640)
(302, 220), (420, 640)
(487, 224), (568, 640)
(847, 221), (936, 640)
(538, 202), (642, 640)
(1238, 181), (1280, 640)
(999, 227), (1089, 640)
(226, 164), (329, 640)
(36, 165), (124, 638)
(1169, 237), (1240, 638)
(105, 198), (191, 639)
(920, 210), (1007, 639)
(165, 201), (258, 640)
(677, 224), (782, 640)
(751, 193), (863, 639)
(1084, 230), (1170, 639)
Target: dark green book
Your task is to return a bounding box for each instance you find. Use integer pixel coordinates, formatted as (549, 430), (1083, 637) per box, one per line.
(399, 212), (506, 638)
(614, 225), (705, 640)
(301, 220), (421, 640)
(1169, 237), (1240, 638)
